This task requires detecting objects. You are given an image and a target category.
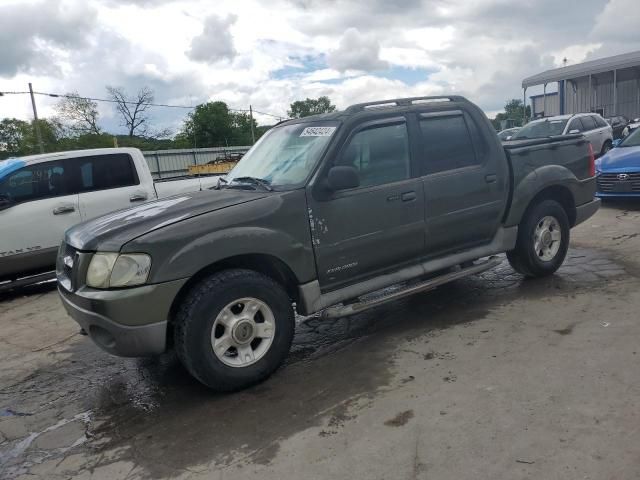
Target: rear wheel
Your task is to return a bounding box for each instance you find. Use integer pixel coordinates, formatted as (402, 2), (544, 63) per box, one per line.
(601, 140), (613, 156)
(174, 269), (295, 391)
(507, 199), (570, 278)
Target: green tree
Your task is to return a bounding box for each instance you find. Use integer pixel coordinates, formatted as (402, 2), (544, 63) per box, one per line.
(0, 118), (63, 158)
(287, 96), (336, 118)
(0, 118), (31, 157)
(178, 101), (258, 147)
(491, 99), (532, 130)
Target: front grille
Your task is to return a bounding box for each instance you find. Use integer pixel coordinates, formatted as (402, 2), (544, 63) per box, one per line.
(597, 172), (640, 192)
(56, 243), (78, 292)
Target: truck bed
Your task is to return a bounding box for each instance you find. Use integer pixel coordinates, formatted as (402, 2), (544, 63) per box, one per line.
(502, 134), (595, 227)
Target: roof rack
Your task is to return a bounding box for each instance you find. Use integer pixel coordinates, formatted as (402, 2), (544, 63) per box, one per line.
(344, 95), (467, 114)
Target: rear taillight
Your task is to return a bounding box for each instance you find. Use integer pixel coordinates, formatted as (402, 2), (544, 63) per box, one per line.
(588, 143), (596, 177)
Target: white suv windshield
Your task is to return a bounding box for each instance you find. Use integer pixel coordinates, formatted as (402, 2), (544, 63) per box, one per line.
(226, 121), (339, 190)
(512, 119), (568, 139)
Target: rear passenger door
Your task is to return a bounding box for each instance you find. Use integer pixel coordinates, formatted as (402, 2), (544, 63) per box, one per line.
(73, 153), (151, 221)
(579, 116), (604, 153)
(417, 110), (508, 257)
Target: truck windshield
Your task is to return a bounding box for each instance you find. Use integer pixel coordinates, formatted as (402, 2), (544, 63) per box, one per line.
(512, 119), (568, 139)
(225, 121), (339, 190)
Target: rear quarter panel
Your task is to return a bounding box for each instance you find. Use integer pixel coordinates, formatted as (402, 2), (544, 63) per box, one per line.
(504, 137), (595, 226)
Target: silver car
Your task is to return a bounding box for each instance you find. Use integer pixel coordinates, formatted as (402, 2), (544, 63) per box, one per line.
(512, 113), (613, 156)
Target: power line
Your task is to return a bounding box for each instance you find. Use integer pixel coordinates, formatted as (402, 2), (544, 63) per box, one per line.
(0, 90), (286, 120)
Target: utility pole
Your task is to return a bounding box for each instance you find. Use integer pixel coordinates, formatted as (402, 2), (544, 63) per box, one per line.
(249, 105), (256, 144)
(28, 83), (45, 153)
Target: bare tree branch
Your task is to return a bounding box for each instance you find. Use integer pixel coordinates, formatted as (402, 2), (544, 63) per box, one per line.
(55, 92), (101, 135)
(106, 86), (155, 137)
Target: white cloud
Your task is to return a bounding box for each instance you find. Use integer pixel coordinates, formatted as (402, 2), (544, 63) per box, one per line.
(327, 28), (389, 73)
(2, 0), (640, 133)
(0, 0), (96, 77)
(592, 0), (640, 43)
(187, 14), (238, 64)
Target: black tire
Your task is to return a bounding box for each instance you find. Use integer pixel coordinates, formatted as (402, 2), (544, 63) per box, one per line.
(507, 199), (570, 278)
(601, 140), (613, 156)
(174, 269), (295, 391)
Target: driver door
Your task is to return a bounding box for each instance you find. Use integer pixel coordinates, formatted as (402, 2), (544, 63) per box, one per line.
(306, 117), (425, 291)
(0, 160), (80, 278)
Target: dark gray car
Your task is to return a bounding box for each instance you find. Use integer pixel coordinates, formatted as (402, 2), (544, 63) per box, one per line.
(57, 96), (600, 391)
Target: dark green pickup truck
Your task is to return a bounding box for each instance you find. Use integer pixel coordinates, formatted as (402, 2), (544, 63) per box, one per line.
(57, 96), (600, 391)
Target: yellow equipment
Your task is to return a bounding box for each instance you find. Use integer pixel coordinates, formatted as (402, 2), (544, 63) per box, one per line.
(188, 161), (237, 175)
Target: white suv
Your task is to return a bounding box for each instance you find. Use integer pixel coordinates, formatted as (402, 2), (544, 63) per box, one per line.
(512, 113), (613, 156)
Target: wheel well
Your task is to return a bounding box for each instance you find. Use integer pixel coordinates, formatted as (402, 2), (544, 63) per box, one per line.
(528, 185), (577, 226)
(168, 254), (299, 327)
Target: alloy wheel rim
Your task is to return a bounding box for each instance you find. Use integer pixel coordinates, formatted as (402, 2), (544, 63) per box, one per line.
(533, 216), (561, 262)
(211, 297), (275, 367)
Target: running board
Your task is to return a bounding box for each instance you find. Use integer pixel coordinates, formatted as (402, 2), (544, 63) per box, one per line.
(0, 271), (56, 293)
(321, 256), (502, 319)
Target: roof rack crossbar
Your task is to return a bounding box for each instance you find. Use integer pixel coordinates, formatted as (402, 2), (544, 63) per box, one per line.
(344, 95), (467, 113)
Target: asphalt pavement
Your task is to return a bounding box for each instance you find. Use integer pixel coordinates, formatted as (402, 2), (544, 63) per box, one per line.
(1, 201), (639, 479)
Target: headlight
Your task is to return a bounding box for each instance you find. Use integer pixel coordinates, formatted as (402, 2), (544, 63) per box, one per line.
(86, 253), (151, 288)
(110, 254), (152, 287)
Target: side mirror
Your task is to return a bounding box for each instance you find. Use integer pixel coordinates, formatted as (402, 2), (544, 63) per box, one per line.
(327, 166), (359, 191)
(0, 194), (13, 211)
(612, 138), (622, 148)
(568, 129), (581, 134)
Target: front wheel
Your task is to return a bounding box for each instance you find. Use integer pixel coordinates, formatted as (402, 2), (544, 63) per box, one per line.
(174, 269), (295, 391)
(507, 199), (570, 278)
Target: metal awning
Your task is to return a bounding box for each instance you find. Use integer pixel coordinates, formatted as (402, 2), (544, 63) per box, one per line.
(522, 50), (640, 88)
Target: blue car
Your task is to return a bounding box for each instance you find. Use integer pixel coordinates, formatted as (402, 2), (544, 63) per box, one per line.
(596, 127), (640, 197)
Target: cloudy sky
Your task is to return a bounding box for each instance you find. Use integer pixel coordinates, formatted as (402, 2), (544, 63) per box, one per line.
(1, 0), (639, 134)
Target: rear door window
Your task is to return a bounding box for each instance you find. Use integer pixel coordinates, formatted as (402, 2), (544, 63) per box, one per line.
(0, 161), (69, 204)
(418, 113), (478, 174)
(568, 118), (585, 133)
(74, 154), (139, 192)
(581, 116), (597, 131)
(594, 116), (609, 128)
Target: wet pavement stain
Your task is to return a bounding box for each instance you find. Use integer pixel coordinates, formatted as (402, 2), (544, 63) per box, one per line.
(0, 247), (632, 478)
(553, 323), (576, 335)
(384, 410), (414, 427)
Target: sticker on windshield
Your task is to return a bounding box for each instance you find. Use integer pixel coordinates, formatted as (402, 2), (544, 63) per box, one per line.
(300, 126), (336, 137)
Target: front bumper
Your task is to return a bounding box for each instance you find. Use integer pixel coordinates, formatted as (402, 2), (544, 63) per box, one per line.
(58, 278), (187, 357)
(574, 198), (601, 226)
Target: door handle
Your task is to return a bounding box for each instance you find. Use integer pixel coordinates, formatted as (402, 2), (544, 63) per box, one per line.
(401, 191), (417, 202)
(130, 193), (148, 202)
(485, 174), (497, 183)
(53, 205), (75, 215)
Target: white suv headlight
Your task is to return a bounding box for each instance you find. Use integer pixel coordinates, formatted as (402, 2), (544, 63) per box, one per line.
(86, 253), (151, 288)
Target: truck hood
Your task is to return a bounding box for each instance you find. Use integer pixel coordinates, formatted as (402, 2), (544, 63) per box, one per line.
(597, 145), (640, 172)
(66, 189), (267, 251)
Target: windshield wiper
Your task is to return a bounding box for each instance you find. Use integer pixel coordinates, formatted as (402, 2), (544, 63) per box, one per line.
(229, 176), (273, 191)
(211, 176), (229, 190)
